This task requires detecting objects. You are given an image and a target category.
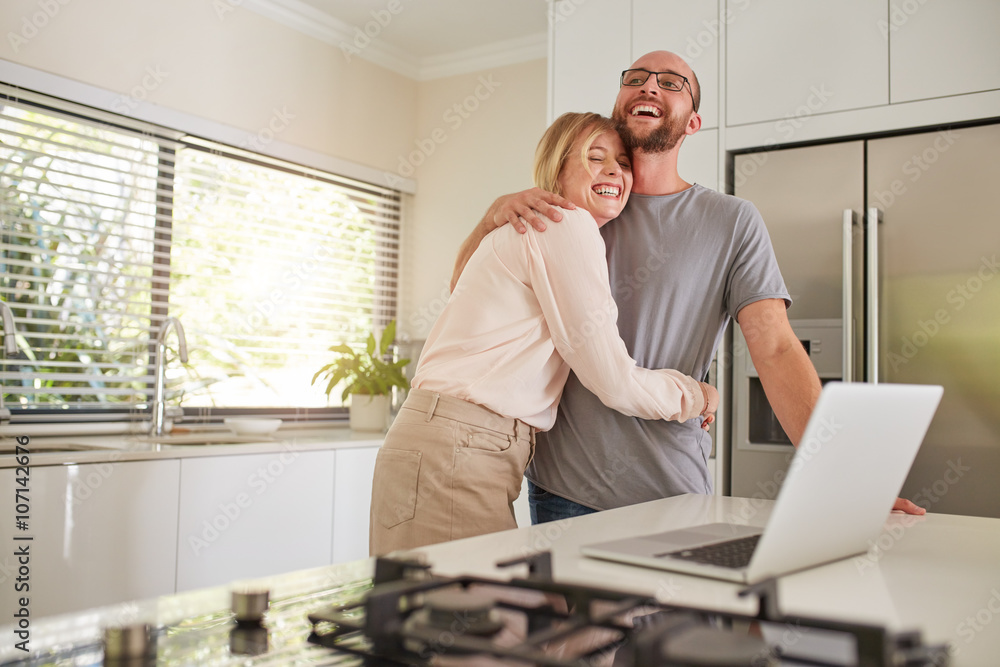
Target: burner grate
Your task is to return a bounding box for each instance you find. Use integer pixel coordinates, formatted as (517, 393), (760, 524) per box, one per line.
(307, 554), (951, 667)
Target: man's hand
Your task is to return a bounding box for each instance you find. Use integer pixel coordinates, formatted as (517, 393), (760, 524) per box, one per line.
(487, 187), (576, 234)
(892, 497), (926, 515)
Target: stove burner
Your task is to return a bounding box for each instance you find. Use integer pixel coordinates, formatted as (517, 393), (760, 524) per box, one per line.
(307, 554), (951, 667)
(415, 589), (504, 636)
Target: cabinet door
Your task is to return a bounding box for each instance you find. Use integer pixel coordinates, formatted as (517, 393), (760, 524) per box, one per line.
(889, 0), (1000, 103)
(176, 450), (334, 591)
(632, 0), (719, 129)
(678, 128), (719, 192)
(332, 447), (379, 563)
(0, 460), (180, 620)
(550, 0), (631, 120)
(726, 0), (888, 126)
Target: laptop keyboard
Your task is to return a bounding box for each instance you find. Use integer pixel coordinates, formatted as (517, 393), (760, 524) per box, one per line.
(660, 534), (762, 569)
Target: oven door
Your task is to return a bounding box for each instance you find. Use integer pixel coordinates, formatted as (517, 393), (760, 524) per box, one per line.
(729, 319), (843, 499)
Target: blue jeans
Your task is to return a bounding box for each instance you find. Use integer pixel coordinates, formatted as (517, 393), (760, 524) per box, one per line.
(527, 480), (599, 524)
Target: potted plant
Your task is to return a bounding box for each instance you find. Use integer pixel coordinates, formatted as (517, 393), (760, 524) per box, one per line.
(312, 320), (411, 431)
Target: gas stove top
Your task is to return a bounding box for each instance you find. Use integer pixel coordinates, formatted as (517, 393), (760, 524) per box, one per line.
(4, 552), (948, 666)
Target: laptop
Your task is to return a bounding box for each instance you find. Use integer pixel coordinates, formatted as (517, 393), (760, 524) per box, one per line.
(581, 382), (943, 584)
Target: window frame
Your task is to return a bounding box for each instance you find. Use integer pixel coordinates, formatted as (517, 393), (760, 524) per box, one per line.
(0, 82), (403, 429)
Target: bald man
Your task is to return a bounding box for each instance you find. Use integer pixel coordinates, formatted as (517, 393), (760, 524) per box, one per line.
(452, 51), (923, 520)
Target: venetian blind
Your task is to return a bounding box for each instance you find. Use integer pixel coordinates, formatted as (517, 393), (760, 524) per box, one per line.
(0, 84), (400, 421)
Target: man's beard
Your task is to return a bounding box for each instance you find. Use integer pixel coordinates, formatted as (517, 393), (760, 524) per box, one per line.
(612, 108), (687, 153)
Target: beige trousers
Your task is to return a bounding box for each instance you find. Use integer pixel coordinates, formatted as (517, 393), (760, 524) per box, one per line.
(369, 388), (536, 556)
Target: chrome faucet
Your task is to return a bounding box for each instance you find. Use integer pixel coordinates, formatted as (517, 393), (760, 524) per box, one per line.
(0, 300), (18, 423)
(151, 316), (189, 437)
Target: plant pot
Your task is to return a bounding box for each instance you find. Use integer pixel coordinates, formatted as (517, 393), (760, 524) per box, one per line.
(349, 394), (390, 432)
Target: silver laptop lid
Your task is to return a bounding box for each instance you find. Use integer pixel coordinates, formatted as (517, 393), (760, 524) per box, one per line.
(745, 382), (943, 582)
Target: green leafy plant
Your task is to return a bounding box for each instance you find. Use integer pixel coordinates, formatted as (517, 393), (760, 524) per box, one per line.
(312, 320), (410, 402)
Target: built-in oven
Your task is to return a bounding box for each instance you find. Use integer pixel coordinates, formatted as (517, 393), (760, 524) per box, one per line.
(729, 318), (843, 499)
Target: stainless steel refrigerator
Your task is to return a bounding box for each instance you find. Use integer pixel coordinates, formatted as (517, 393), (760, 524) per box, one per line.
(729, 122), (1000, 519)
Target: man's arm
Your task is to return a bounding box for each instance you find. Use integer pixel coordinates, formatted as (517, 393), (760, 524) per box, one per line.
(737, 298), (925, 515)
(737, 298), (821, 445)
(450, 188), (575, 291)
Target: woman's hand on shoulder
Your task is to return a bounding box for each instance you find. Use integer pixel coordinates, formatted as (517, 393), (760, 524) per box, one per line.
(487, 188), (576, 234)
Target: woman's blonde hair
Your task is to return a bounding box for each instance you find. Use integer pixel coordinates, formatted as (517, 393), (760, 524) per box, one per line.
(532, 112), (619, 195)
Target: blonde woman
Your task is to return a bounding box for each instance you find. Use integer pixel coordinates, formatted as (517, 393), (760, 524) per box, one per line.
(370, 112), (717, 555)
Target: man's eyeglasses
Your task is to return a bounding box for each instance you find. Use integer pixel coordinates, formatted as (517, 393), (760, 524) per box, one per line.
(620, 68), (696, 110)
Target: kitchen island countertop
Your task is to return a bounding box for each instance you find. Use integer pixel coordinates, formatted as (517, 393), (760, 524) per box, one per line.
(0, 424), (384, 469)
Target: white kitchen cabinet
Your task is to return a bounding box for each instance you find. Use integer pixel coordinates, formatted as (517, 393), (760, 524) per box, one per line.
(550, 0), (631, 121)
(632, 0), (719, 129)
(331, 446), (378, 563)
(678, 128), (719, 192)
(0, 459), (180, 620)
(726, 0), (888, 127)
(175, 449), (335, 591)
(889, 0), (1000, 104)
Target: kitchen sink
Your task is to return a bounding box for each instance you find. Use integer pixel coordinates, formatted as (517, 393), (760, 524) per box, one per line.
(132, 433), (279, 446)
(0, 442), (115, 455)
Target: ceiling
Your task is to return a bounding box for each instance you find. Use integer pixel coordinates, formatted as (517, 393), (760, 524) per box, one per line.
(243, 0), (550, 80)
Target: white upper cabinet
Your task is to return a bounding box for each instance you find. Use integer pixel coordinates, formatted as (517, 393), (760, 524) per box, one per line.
(550, 0), (631, 120)
(726, 0), (888, 127)
(679, 128), (720, 192)
(632, 0), (720, 129)
(889, 0), (1000, 103)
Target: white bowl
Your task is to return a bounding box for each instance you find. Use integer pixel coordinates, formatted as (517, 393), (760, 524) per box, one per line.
(224, 418), (282, 436)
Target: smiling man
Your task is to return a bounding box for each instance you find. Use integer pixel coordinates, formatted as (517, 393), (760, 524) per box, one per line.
(452, 50), (924, 521)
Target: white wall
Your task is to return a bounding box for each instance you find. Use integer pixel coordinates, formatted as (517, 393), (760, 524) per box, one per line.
(0, 0), (419, 174)
(399, 59), (548, 340)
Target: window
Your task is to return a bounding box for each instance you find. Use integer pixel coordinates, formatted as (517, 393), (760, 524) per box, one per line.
(0, 84), (401, 425)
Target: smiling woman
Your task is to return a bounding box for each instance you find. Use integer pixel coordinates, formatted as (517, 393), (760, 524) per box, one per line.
(0, 84), (401, 428)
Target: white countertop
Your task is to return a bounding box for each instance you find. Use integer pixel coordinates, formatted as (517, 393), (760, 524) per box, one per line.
(413, 494), (1000, 666)
(0, 424), (384, 468)
(2, 494), (997, 664)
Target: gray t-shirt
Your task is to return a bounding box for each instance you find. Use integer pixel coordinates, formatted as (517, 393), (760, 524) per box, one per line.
(525, 184), (790, 510)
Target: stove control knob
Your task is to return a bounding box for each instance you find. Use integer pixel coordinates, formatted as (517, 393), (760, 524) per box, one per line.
(232, 589), (270, 624)
(103, 623), (154, 665)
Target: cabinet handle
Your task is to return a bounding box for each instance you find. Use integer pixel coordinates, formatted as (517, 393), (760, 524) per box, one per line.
(842, 209), (855, 382)
(866, 207), (881, 383)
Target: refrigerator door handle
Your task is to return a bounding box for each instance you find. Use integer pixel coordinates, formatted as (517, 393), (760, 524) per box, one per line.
(866, 207), (881, 383)
(842, 209), (855, 382)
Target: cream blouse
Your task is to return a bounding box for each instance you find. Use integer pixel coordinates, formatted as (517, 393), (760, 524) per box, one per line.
(412, 207), (705, 430)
